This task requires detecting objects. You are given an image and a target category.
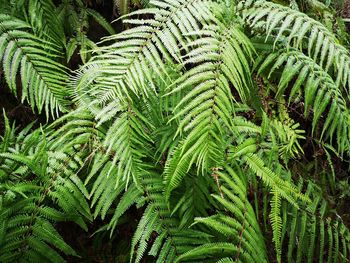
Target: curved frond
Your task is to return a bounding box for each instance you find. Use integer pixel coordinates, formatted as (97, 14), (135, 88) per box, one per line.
(74, 0), (217, 106)
(0, 14), (71, 118)
(239, 0), (350, 91)
(164, 23), (254, 199)
(177, 165), (268, 263)
(258, 49), (350, 153)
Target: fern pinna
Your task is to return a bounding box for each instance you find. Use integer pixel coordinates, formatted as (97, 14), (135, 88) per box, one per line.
(1, 0), (350, 262)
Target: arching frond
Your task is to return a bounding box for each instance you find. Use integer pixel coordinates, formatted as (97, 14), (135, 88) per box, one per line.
(176, 165), (268, 263)
(0, 120), (91, 262)
(283, 180), (350, 262)
(263, 110), (305, 162)
(73, 0), (217, 107)
(96, 107), (153, 188)
(28, 0), (65, 45)
(130, 172), (211, 263)
(0, 15), (71, 118)
(164, 23), (254, 200)
(239, 0), (350, 91)
(258, 49), (350, 153)
(1, 1), (350, 262)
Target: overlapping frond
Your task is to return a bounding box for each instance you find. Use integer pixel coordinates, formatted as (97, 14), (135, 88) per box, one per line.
(227, 116), (307, 206)
(266, 113), (305, 162)
(1, 1), (350, 262)
(239, 0), (350, 91)
(130, 172), (211, 263)
(0, 119), (91, 262)
(170, 174), (213, 229)
(164, 23), (254, 200)
(176, 165), (268, 263)
(258, 49), (350, 153)
(28, 0), (65, 45)
(282, 181), (350, 262)
(91, 105), (153, 190)
(73, 0), (217, 106)
(0, 15), (71, 118)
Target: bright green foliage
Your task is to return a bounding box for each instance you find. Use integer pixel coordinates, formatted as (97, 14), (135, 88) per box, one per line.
(0, 14), (70, 117)
(258, 49), (350, 152)
(177, 166), (268, 262)
(1, 0), (350, 262)
(0, 0), (116, 118)
(283, 180), (350, 263)
(270, 188), (282, 262)
(0, 112), (92, 262)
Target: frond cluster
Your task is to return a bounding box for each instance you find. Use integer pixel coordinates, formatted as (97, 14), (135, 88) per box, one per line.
(0, 14), (70, 117)
(1, 0), (350, 262)
(0, 112), (92, 262)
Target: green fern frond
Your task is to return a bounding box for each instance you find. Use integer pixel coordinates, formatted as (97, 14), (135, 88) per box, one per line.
(28, 0), (65, 45)
(177, 165), (268, 262)
(170, 174), (213, 229)
(283, 180), (350, 262)
(258, 49), (350, 153)
(163, 23), (254, 199)
(86, 8), (115, 35)
(125, 171), (211, 263)
(1, 1), (350, 262)
(74, 0), (217, 106)
(0, 115), (94, 262)
(270, 188), (282, 263)
(101, 109), (153, 187)
(254, 110), (306, 164)
(0, 14), (71, 118)
(239, 0), (350, 91)
(244, 153), (306, 205)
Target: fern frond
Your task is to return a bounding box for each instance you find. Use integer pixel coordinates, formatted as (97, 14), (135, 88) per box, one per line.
(0, 115), (94, 262)
(74, 0), (217, 106)
(239, 0), (350, 91)
(270, 188), (282, 263)
(177, 165), (268, 262)
(127, 171), (210, 263)
(170, 174), (213, 229)
(86, 8), (115, 35)
(258, 49), (350, 153)
(101, 109), (153, 187)
(1, 2), (349, 262)
(284, 180), (350, 262)
(0, 15), (71, 118)
(28, 0), (65, 45)
(244, 153), (305, 205)
(164, 23), (254, 199)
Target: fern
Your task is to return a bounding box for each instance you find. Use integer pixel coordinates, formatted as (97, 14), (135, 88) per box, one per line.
(177, 165), (268, 262)
(74, 0), (217, 106)
(1, 0), (350, 262)
(0, 118), (91, 262)
(239, 0), (350, 90)
(258, 49), (350, 153)
(28, 0), (65, 46)
(282, 180), (350, 262)
(270, 188), (282, 263)
(163, 21), (255, 200)
(130, 171), (212, 263)
(0, 14), (71, 118)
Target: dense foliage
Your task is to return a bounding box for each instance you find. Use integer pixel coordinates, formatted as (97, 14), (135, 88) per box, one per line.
(1, 0), (350, 262)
